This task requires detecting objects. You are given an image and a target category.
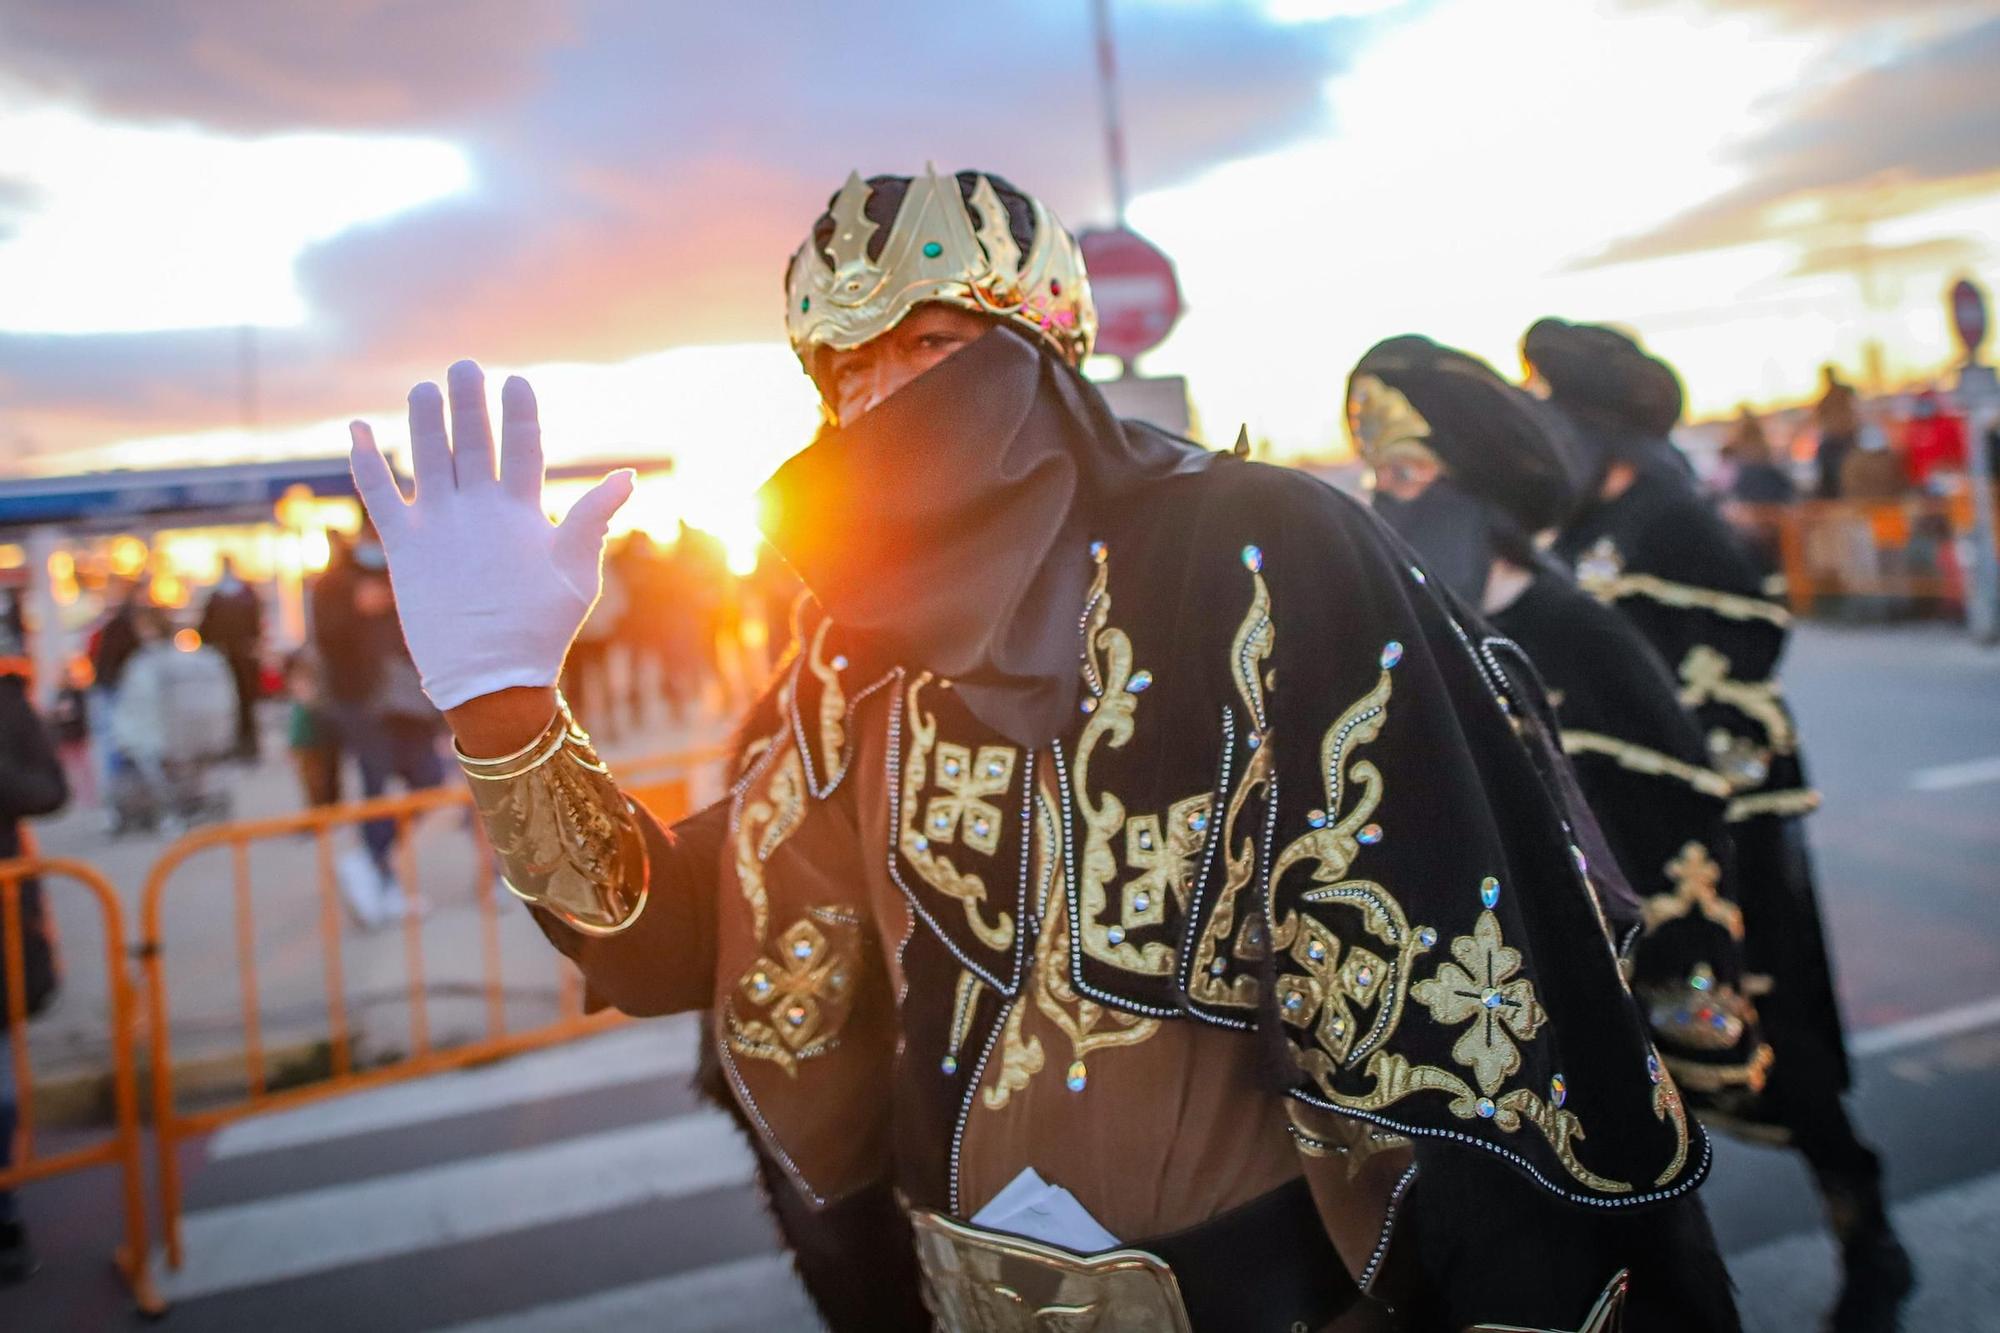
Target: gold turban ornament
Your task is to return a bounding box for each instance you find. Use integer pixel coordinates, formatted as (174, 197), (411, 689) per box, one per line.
(785, 165), (1098, 367)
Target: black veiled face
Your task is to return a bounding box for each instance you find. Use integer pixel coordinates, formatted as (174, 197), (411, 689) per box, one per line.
(817, 304), (994, 426)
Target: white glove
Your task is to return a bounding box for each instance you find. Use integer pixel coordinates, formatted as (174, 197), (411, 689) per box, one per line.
(348, 359), (634, 712)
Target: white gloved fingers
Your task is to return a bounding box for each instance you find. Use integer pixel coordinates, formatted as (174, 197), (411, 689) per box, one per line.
(447, 359), (499, 489)
(499, 375), (545, 501)
(349, 421), (410, 539)
(552, 469), (636, 595)
(408, 381), (456, 498)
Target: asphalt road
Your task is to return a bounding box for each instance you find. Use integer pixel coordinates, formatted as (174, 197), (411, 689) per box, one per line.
(4, 620), (1997, 1332)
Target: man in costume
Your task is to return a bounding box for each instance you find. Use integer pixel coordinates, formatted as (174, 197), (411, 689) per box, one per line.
(1347, 335), (1774, 1114)
(348, 168), (1736, 1331)
(1522, 318), (1912, 1332)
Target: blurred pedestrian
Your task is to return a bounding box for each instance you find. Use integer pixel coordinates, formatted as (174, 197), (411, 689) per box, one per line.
(1900, 388), (1968, 493)
(1721, 404), (1796, 504)
(0, 649), (69, 1286)
(310, 522), (439, 927)
(108, 606), (235, 833)
(283, 650), (342, 809)
(196, 555), (266, 760)
(1813, 364), (1860, 499)
(1840, 417), (1910, 502)
(1527, 317), (1912, 1332)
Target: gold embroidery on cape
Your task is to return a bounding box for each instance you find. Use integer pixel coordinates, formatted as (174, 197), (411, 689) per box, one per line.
(1677, 645), (1796, 756)
(925, 744), (1016, 856)
(1285, 1100), (1411, 1183)
(734, 747), (807, 941)
(1268, 663), (1417, 1074)
(1410, 909), (1550, 1096)
(805, 617), (847, 773)
(1725, 788), (1822, 821)
(946, 967), (984, 1064)
(1189, 564), (1275, 1007)
(1070, 554), (1181, 976)
(1650, 1064), (1691, 1187)
(899, 673), (1016, 952)
(1560, 729), (1733, 799)
(1575, 536), (1791, 627)
(984, 786), (1159, 1110)
(1642, 842), (1743, 940)
(726, 913), (857, 1076)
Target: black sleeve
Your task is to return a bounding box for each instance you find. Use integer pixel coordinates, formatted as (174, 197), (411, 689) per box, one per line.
(529, 798), (728, 1017)
(0, 679), (68, 820)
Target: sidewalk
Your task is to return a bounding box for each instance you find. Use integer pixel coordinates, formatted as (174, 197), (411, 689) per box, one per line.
(20, 699), (729, 1109)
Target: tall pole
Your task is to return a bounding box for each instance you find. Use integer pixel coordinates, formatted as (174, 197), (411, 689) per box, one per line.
(1091, 0), (1130, 228)
(1953, 279), (1999, 643)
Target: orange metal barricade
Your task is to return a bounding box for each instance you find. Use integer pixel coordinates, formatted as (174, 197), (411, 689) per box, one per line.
(0, 854), (163, 1314)
(1733, 490), (1999, 615)
(141, 745), (722, 1269)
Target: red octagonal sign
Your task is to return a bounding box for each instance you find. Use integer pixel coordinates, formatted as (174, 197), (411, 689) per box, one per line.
(1080, 227), (1183, 362)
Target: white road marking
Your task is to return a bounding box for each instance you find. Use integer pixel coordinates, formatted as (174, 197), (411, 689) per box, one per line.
(210, 1017), (699, 1159)
(425, 1254), (823, 1333)
(155, 1111), (755, 1301)
(1850, 993), (2000, 1058)
(1907, 754), (2000, 792)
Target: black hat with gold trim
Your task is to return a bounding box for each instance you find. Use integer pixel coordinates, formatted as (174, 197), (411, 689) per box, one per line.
(1521, 317), (1684, 438)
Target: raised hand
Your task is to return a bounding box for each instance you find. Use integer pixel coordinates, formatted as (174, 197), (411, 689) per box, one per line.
(348, 359), (634, 717)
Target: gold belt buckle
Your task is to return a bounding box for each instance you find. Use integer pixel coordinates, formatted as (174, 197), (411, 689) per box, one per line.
(908, 1208), (1194, 1333)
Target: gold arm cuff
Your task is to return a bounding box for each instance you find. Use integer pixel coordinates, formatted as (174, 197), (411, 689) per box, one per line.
(1561, 730), (1733, 799)
(1666, 1042), (1774, 1094)
(1466, 1268), (1628, 1332)
(1592, 571), (1792, 627)
(460, 695), (649, 936)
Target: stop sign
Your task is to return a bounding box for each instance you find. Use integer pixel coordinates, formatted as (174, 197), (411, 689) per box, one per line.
(1952, 278), (1988, 359)
(1079, 228), (1182, 362)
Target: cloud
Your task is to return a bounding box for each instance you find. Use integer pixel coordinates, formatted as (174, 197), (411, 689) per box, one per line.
(1585, 14), (2000, 266)
(0, 0), (1358, 467)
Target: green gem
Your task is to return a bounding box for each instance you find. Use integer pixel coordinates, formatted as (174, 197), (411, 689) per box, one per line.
(923, 241), (943, 258)
(800, 297), (810, 312)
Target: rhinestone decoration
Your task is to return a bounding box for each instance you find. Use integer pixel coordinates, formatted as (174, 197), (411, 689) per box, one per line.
(749, 971), (773, 997)
(1307, 940), (1327, 962)
(1551, 1074), (1567, 1108)
(1066, 1061), (1088, 1093)
(1240, 544), (1263, 572)
(1210, 958), (1228, 975)
(922, 240), (943, 258)
(1410, 565), (1427, 584)
(932, 812), (951, 832)
(1107, 926), (1126, 945)
(1246, 734), (1261, 750)
(792, 938), (815, 960)
(1283, 991), (1305, 1012)
(912, 835), (929, 852)
(943, 757), (962, 778)
(1080, 697), (1097, 715)
(1129, 669), (1153, 692)
(1356, 965), (1375, 988)
(800, 297), (811, 313)
(1330, 1016), (1347, 1038)
(1132, 892), (1152, 913)
(1138, 829), (1155, 851)
(972, 817), (992, 840)
(985, 759), (1006, 778)
(831, 653), (849, 671)
(1647, 1053), (1664, 1084)
(1307, 809), (1328, 828)
(941, 1055), (959, 1075)
(1380, 641), (1404, 670)
(1480, 877), (1501, 909)
(1689, 969), (1713, 992)
(1417, 926), (1439, 948)
(784, 1004), (808, 1027)
(1710, 1011), (1730, 1031)
(1089, 539), (1108, 563)
(1187, 808), (1210, 833)
(1571, 844), (1588, 876)
(1475, 1097), (1496, 1118)
(1481, 987), (1503, 1009)
(1358, 824), (1383, 845)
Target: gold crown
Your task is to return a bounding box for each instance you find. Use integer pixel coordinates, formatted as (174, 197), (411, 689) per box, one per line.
(1346, 372), (1435, 467)
(785, 165), (1097, 366)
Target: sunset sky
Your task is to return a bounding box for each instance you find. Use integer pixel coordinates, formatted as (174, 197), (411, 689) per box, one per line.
(2, 0), (1997, 543)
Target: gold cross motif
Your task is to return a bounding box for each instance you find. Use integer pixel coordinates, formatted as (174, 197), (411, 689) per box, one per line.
(736, 917), (854, 1066)
(923, 743), (1016, 856)
(1645, 842), (1743, 940)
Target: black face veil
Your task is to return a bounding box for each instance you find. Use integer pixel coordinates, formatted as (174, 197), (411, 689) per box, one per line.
(758, 325), (1209, 747)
